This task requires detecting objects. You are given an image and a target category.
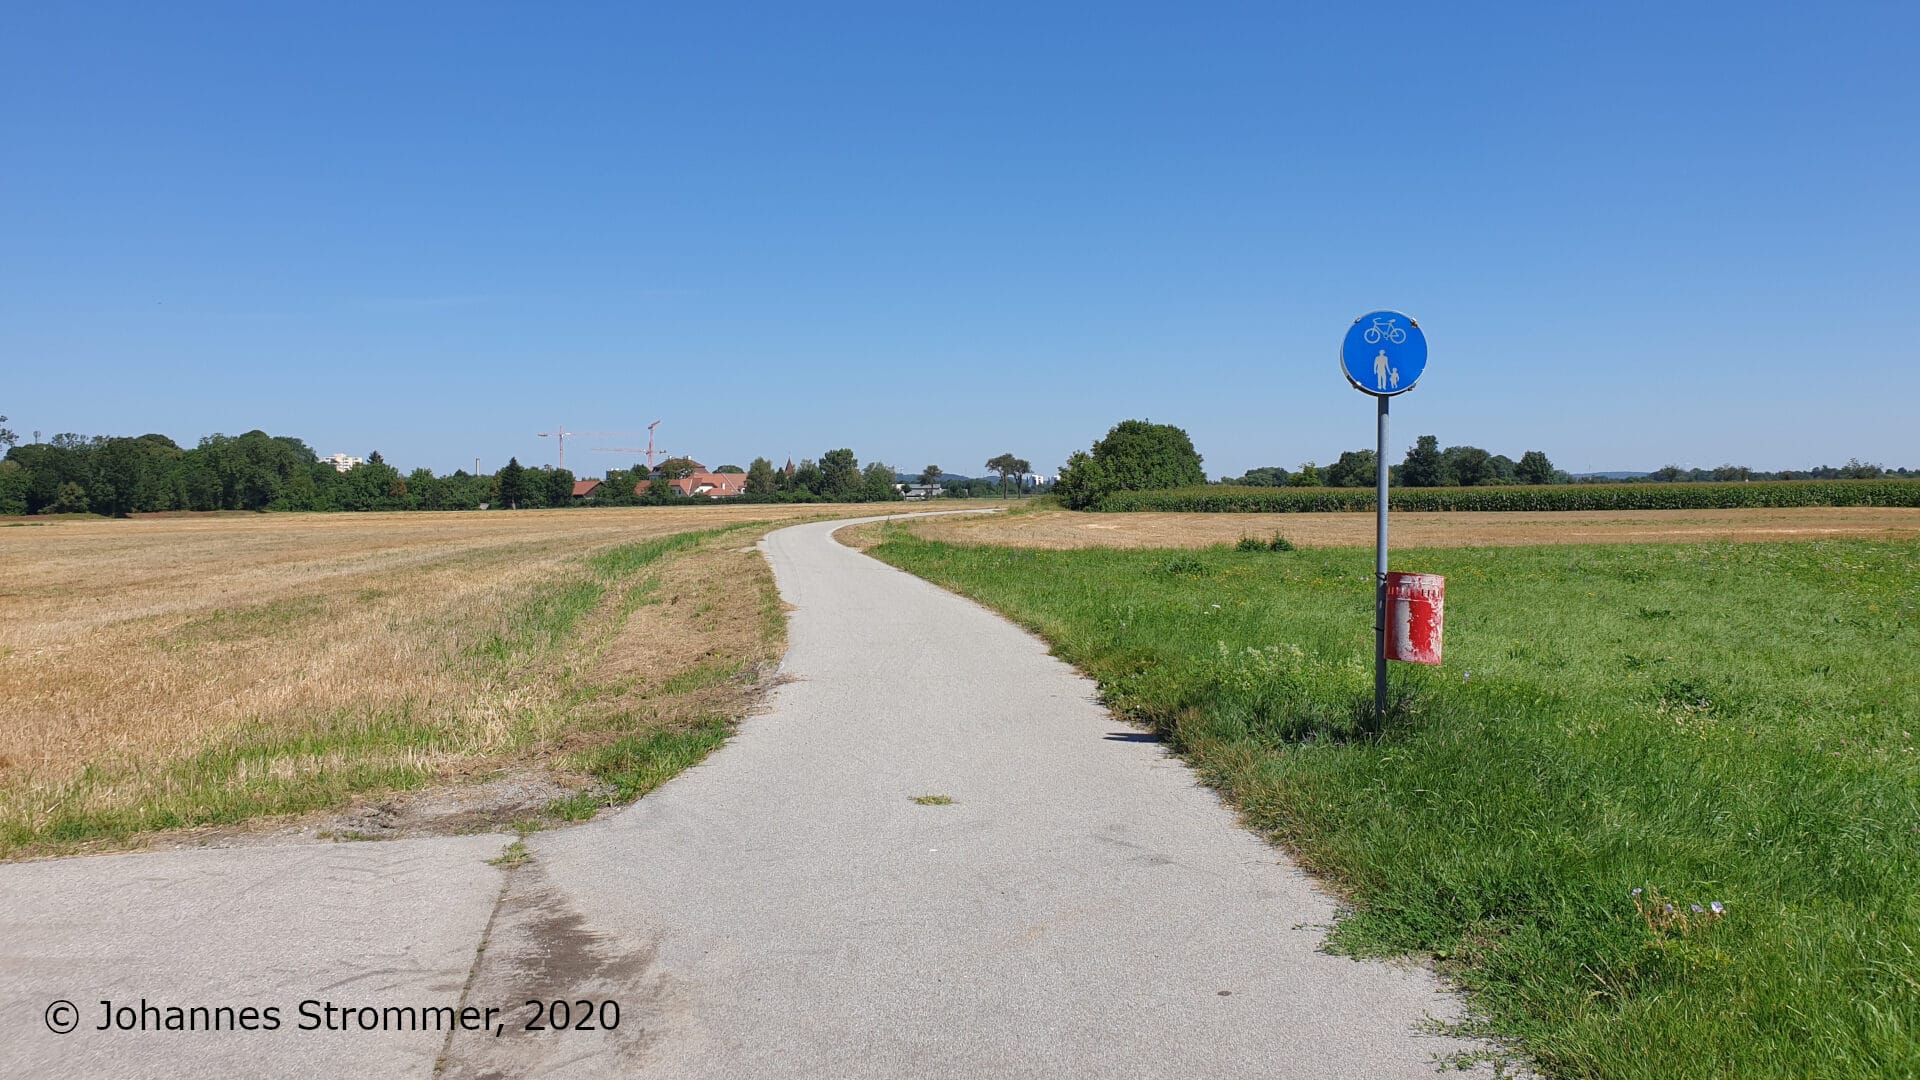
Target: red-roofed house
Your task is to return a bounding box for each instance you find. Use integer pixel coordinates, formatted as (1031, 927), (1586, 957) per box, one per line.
(571, 479), (602, 501)
(690, 471), (749, 497)
(633, 470), (750, 499)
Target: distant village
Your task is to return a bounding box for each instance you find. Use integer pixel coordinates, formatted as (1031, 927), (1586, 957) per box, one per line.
(573, 461), (752, 501)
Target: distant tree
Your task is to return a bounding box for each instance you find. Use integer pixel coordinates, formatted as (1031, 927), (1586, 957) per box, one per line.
(640, 470), (685, 504)
(50, 481), (90, 514)
(497, 457), (528, 509)
(792, 459), (825, 499)
(92, 438), (143, 517)
(1324, 450), (1378, 488)
(89, 435), (185, 516)
(1056, 420), (1206, 509)
(183, 430), (319, 511)
(407, 467), (444, 509)
(1225, 466), (1290, 487)
(0, 414), (16, 449)
(863, 461), (903, 501)
(1443, 445), (1495, 486)
(334, 457), (407, 510)
(1516, 450), (1556, 485)
(1057, 452), (1110, 505)
(1710, 463), (1753, 482)
(985, 453), (1030, 497)
(657, 456), (701, 480)
(713, 464), (745, 474)
(745, 457), (778, 497)
(1841, 457), (1884, 479)
(1400, 435), (1450, 487)
(0, 460), (27, 516)
(547, 467), (575, 507)
(368, 450), (386, 466)
(820, 449), (861, 500)
(591, 468), (638, 506)
(919, 464), (943, 486)
(1289, 462), (1323, 487)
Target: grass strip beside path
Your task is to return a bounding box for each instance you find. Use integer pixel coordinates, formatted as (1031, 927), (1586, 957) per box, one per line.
(869, 530), (1920, 1079)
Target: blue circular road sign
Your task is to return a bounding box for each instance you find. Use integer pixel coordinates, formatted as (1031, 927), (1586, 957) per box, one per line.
(1340, 311), (1427, 396)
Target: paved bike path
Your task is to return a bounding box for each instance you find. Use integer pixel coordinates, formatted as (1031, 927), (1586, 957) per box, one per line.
(482, 516), (1484, 1077)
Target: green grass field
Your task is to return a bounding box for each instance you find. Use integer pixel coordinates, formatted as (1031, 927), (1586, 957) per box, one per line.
(869, 531), (1920, 1079)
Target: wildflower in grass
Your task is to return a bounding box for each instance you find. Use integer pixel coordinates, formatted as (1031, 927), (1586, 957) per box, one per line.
(1631, 887), (1643, 898)
(1692, 904), (1704, 914)
(1711, 901), (1725, 914)
(1464, 670), (1472, 682)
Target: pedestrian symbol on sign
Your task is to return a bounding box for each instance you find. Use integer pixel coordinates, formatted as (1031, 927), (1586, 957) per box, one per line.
(1341, 311), (1427, 397)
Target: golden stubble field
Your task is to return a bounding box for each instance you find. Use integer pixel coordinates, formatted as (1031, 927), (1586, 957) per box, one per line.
(896, 505), (1920, 549)
(0, 505), (875, 855)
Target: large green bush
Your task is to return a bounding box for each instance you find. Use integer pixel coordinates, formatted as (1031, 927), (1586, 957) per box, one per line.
(1093, 479), (1920, 512)
(1055, 420), (1206, 509)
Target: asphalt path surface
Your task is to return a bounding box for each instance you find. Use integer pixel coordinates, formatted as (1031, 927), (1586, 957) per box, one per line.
(1, 513), (1486, 1078)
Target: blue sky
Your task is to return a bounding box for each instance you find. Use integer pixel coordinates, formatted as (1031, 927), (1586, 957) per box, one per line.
(4, 2), (1915, 477)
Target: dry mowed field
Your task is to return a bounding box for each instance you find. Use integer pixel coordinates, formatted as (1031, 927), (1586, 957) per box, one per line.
(0, 505), (867, 855)
(900, 505), (1920, 549)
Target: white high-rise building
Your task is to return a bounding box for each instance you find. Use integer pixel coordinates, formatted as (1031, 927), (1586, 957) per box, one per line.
(320, 453), (364, 473)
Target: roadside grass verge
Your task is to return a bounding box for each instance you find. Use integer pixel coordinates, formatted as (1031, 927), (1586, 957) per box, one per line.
(3, 522), (788, 857)
(868, 529), (1920, 1079)
(546, 720), (734, 821)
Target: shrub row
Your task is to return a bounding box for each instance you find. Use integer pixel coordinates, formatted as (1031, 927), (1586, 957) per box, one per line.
(1094, 479), (1920, 513)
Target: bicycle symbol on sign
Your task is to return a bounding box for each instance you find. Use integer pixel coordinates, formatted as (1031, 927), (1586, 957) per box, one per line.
(1362, 317), (1408, 345)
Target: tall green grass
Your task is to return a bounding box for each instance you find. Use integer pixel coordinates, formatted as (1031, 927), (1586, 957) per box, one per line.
(1096, 478), (1920, 512)
(869, 532), (1920, 1079)
(546, 719), (733, 821)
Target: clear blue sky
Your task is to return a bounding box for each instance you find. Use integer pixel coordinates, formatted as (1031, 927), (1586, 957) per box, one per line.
(4, 2), (1915, 477)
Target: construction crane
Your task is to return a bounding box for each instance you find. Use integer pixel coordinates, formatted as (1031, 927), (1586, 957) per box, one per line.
(535, 425), (637, 471)
(591, 420), (673, 470)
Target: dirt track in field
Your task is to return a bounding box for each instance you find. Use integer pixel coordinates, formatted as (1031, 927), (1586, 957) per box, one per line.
(897, 506), (1920, 550)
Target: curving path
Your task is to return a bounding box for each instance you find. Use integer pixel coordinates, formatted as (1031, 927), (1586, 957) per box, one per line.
(461, 515), (1485, 1077)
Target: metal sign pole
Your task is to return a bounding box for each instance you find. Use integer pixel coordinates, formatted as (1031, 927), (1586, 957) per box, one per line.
(1374, 393), (1389, 722)
(1338, 309), (1427, 727)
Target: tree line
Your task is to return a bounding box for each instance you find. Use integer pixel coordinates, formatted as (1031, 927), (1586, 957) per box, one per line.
(1, 429), (503, 516)
(8, 412), (1899, 518)
(1220, 440), (1911, 489)
(1635, 460), (1908, 483)
(1050, 418), (1914, 511)
(1221, 439), (1558, 488)
(0, 422), (936, 517)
